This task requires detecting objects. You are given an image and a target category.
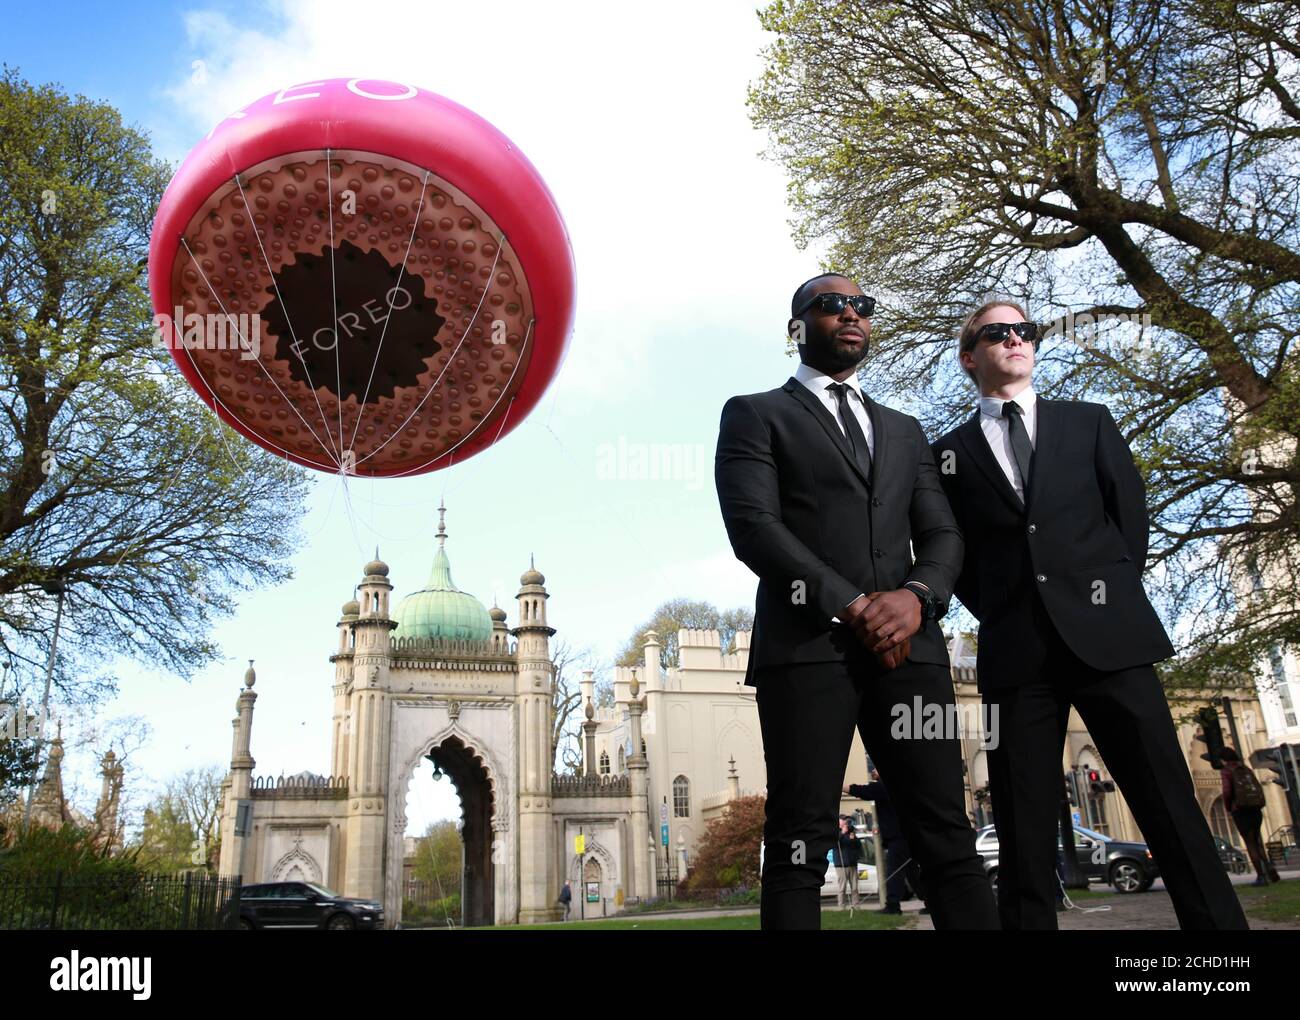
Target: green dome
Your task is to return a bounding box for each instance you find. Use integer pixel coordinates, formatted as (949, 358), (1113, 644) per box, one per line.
(393, 540), (492, 643)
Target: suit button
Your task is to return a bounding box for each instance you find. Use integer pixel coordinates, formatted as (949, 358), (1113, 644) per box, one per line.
(871, 498), (882, 507)
(1028, 524), (1037, 534)
(1036, 573), (1047, 582)
(874, 548), (884, 558)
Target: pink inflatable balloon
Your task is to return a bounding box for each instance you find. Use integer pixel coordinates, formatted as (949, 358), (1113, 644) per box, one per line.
(149, 78), (574, 476)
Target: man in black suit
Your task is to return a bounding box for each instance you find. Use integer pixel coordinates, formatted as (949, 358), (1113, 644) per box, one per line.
(932, 300), (1247, 929)
(714, 272), (998, 930)
(844, 768), (925, 915)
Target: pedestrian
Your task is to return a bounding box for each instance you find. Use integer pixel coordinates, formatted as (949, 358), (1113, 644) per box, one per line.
(1220, 747), (1281, 886)
(846, 769), (925, 915)
(833, 815), (862, 909)
(716, 271), (997, 931)
(559, 879), (572, 920)
(932, 299), (1248, 930)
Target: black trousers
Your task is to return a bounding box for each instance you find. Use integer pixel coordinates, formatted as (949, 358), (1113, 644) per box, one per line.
(755, 656), (998, 930)
(984, 596), (1249, 930)
(1231, 807), (1277, 880)
(883, 836), (924, 909)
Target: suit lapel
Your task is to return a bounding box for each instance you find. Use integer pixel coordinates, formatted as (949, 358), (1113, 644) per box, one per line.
(957, 412), (1023, 514)
(1025, 397), (1058, 511)
(783, 378), (872, 491)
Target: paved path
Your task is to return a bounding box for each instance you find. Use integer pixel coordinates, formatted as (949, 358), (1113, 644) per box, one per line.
(544, 866), (1299, 929)
(906, 866), (1299, 930)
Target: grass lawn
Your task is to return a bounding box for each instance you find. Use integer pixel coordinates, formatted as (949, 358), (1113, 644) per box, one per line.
(424, 880), (1300, 929)
(1235, 878), (1300, 925)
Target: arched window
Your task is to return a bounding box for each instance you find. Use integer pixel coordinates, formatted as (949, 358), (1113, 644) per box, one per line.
(348, 627), (356, 649)
(371, 592), (379, 614)
(617, 745), (625, 772)
(1210, 796), (1238, 846)
(599, 750), (610, 775)
(673, 775), (690, 817)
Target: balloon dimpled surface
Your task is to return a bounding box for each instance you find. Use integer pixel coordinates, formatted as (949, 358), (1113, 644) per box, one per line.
(152, 80), (572, 477)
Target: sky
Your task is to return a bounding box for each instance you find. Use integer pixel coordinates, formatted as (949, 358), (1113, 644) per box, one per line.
(3, 0), (837, 836)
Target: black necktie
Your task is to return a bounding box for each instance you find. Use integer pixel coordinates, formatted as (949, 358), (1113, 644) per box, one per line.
(1002, 400), (1033, 497)
(827, 383), (873, 479)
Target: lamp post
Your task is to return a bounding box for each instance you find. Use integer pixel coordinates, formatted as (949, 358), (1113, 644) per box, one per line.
(22, 579), (68, 834)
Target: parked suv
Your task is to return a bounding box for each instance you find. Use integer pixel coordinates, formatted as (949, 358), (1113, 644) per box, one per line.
(1213, 836), (1249, 875)
(975, 824), (1159, 894)
(238, 881), (384, 929)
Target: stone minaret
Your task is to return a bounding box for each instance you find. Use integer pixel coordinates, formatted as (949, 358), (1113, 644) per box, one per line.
(330, 596), (360, 778)
(92, 750), (125, 852)
(344, 551), (395, 901)
(513, 555), (557, 922)
(29, 720), (69, 829)
(582, 697), (598, 776)
(626, 670), (654, 900)
(217, 661), (257, 879)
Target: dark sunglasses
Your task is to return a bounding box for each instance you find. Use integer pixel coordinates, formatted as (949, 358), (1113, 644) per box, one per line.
(971, 321), (1040, 347)
(793, 292), (876, 318)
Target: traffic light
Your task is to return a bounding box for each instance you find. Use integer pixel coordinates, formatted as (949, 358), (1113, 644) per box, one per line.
(1087, 768), (1105, 796)
(1251, 747), (1291, 791)
(1064, 772), (1079, 806)
(1195, 706), (1225, 769)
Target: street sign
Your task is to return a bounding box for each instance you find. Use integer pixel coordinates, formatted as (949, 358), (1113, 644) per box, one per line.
(574, 833), (585, 855)
(660, 823), (669, 846)
(659, 803), (668, 823)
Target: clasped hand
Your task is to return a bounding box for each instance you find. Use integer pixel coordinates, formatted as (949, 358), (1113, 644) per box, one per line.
(840, 590), (921, 670)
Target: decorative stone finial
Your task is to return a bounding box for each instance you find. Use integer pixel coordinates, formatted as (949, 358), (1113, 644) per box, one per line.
(520, 554), (545, 587)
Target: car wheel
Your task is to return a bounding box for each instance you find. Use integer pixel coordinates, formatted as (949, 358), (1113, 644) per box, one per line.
(987, 867), (999, 895)
(326, 913), (357, 930)
(1109, 860), (1144, 894)
(239, 918), (254, 930)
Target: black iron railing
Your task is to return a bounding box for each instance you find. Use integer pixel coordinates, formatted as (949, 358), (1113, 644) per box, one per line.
(0, 870), (242, 930)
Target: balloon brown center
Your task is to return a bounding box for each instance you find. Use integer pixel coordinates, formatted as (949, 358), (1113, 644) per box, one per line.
(168, 149), (535, 475)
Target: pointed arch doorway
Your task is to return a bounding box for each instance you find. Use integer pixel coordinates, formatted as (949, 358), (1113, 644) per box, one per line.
(422, 735), (496, 927)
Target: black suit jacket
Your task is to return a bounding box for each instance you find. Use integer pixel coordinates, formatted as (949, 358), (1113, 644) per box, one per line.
(715, 377), (963, 685)
(931, 398), (1174, 690)
(847, 781), (902, 842)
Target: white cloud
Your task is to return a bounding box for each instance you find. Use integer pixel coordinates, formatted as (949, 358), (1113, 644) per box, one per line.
(158, 0), (811, 404)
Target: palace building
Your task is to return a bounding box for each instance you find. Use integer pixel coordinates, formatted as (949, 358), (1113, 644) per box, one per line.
(216, 506), (1288, 925)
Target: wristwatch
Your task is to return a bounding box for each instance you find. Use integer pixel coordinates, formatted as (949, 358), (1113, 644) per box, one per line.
(902, 581), (941, 622)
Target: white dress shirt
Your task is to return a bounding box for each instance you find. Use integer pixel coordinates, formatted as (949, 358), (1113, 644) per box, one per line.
(977, 384), (1038, 501)
(793, 361), (875, 459)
